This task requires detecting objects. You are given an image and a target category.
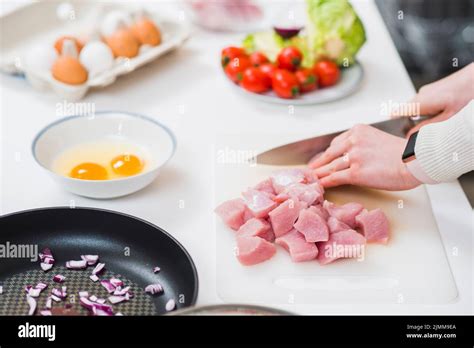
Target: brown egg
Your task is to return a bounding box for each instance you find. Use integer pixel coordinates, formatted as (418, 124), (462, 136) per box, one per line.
(131, 18), (161, 46)
(54, 36), (84, 54)
(104, 28), (140, 58)
(52, 56), (88, 85)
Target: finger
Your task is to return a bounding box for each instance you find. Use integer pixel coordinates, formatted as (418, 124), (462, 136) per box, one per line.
(308, 137), (351, 169)
(319, 169), (352, 188)
(406, 111), (452, 138)
(314, 156), (350, 178)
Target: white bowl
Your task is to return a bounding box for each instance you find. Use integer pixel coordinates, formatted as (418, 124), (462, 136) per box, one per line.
(32, 111), (176, 199)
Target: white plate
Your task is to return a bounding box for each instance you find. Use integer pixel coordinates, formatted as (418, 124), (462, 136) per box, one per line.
(0, 1), (190, 101)
(228, 62), (364, 105)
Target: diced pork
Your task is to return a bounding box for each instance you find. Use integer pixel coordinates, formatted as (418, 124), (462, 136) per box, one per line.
(275, 229), (318, 262)
(307, 204), (329, 221)
(253, 178), (276, 195)
(294, 209), (329, 242)
(215, 198), (246, 230)
(242, 188), (277, 218)
(243, 207), (254, 223)
(269, 199), (304, 237)
(323, 200), (364, 229)
(316, 229), (366, 265)
(236, 236), (276, 266)
(274, 182), (323, 206)
(237, 218), (275, 242)
(270, 169), (306, 193)
(355, 209), (390, 244)
(327, 216), (350, 234)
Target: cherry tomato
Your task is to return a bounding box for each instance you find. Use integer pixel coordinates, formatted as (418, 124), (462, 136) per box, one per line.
(221, 46), (246, 67)
(271, 69), (300, 99)
(295, 68), (318, 93)
(224, 56), (252, 83)
(258, 63), (276, 88)
(241, 67), (271, 93)
(249, 52), (269, 67)
(313, 60), (340, 87)
(277, 46), (303, 71)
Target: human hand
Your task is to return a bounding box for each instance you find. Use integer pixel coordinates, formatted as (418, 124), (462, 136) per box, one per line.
(308, 124), (422, 191)
(395, 63), (474, 137)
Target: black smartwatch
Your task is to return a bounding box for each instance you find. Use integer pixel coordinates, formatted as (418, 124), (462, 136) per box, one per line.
(402, 131), (418, 163)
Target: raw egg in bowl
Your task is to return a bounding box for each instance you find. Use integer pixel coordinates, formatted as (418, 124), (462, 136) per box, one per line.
(32, 111), (176, 198)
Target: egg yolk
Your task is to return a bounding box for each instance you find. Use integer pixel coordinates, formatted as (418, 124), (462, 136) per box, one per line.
(110, 154), (143, 177)
(69, 163), (108, 180)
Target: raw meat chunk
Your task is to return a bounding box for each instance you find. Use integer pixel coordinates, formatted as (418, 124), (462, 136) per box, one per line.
(274, 182), (323, 206)
(237, 218), (275, 242)
(215, 198), (246, 230)
(254, 178), (276, 195)
(243, 207), (254, 223)
(242, 188), (277, 218)
(323, 200), (364, 229)
(327, 216), (350, 234)
(294, 209), (329, 242)
(308, 204), (329, 221)
(275, 229), (318, 262)
(316, 229), (366, 265)
(270, 169), (306, 193)
(236, 236), (276, 266)
(355, 209), (390, 244)
(269, 199), (304, 237)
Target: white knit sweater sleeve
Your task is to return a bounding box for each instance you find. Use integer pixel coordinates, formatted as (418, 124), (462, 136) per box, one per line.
(415, 100), (474, 183)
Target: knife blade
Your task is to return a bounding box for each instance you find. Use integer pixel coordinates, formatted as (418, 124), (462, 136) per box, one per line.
(255, 117), (423, 166)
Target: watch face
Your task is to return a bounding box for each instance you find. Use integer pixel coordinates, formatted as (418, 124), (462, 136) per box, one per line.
(402, 131), (418, 162)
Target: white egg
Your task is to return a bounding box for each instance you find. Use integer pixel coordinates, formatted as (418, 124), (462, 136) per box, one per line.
(79, 41), (114, 77)
(100, 10), (133, 37)
(25, 44), (58, 72)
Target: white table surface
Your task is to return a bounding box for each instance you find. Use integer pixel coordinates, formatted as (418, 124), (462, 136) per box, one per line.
(0, 0), (472, 314)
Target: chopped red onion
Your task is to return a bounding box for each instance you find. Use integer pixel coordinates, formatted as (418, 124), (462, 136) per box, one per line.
(92, 263), (105, 275)
(36, 282), (48, 290)
(165, 299), (176, 312)
(79, 296), (95, 310)
(113, 286), (130, 296)
(78, 291), (89, 298)
(51, 294), (62, 302)
(93, 303), (114, 315)
(108, 295), (128, 304)
(89, 274), (99, 282)
(42, 257), (55, 265)
(66, 259), (87, 269)
(96, 298), (106, 304)
(24, 285), (32, 293)
(89, 295), (98, 302)
(52, 288), (66, 299)
(28, 288), (41, 298)
(94, 308), (113, 316)
(39, 248), (53, 261)
(53, 274), (66, 283)
(109, 278), (123, 287)
(81, 254), (99, 265)
(26, 295), (37, 315)
(153, 266), (161, 273)
(115, 312), (123, 316)
(45, 297), (52, 309)
(100, 280), (116, 294)
(40, 263), (53, 272)
(40, 310), (52, 316)
(145, 283), (163, 295)
(0, 285), (3, 294)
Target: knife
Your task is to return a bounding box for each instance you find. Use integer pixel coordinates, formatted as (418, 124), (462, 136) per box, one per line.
(255, 117), (425, 166)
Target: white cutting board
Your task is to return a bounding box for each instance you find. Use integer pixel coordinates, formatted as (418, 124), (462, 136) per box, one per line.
(214, 136), (458, 306)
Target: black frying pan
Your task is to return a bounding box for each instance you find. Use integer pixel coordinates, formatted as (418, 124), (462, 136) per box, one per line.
(0, 207), (198, 316)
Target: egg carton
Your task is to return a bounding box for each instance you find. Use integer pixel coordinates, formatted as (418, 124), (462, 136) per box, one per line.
(0, 1), (190, 101)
